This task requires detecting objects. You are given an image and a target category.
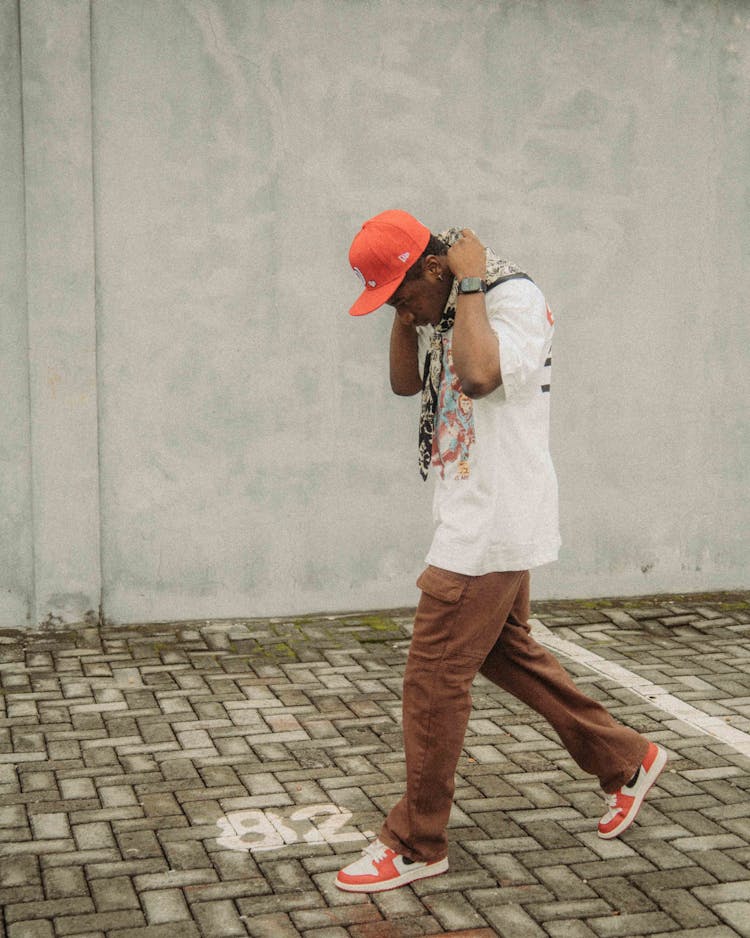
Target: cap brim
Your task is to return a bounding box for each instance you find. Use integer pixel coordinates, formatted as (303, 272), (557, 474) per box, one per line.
(348, 274), (406, 317)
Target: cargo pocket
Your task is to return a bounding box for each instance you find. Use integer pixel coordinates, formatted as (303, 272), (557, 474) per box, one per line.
(416, 565), (470, 605)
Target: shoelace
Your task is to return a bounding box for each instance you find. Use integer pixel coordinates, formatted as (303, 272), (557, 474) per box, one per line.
(601, 793), (623, 822)
(362, 840), (389, 862)
(602, 766), (642, 821)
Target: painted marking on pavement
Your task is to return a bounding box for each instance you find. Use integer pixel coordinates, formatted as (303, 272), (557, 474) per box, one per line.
(215, 803), (369, 853)
(530, 618), (750, 759)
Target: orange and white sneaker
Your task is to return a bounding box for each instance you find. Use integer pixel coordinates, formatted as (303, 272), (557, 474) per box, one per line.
(335, 838), (449, 892)
(598, 741), (668, 839)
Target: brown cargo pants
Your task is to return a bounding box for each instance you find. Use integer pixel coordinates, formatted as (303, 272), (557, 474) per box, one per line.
(379, 566), (649, 862)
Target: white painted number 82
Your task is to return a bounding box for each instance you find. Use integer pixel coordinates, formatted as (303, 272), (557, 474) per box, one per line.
(215, 803), (368, 853)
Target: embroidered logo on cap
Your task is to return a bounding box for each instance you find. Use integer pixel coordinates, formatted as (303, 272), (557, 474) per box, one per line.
(398, 252), (410, 263)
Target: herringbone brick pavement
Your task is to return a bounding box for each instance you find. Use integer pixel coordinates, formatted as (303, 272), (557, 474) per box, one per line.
(0, 594), (748, 936)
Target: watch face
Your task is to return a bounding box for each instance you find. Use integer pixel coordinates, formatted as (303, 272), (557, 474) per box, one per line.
(459, 278), (486, 294)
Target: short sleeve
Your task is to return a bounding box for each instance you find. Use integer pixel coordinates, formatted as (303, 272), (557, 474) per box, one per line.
(487, 279), (553, 400)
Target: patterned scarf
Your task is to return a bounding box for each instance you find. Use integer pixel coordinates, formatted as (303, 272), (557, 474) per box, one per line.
(418, 227), (527, 480)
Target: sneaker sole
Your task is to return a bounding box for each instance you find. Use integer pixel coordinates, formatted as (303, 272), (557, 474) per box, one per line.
(335, 857), (449, 892)
(598, 745), (668, 839)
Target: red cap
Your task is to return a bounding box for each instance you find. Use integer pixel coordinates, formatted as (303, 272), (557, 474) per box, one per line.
(348, 209), (431, 316)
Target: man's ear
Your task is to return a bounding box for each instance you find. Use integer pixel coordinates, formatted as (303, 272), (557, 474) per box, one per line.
(422, 255), (444, 280)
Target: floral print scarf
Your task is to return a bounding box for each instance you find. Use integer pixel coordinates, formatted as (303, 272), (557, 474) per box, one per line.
(418, 228), (528, 480)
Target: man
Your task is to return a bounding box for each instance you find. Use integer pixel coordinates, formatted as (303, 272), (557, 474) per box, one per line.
(335, 209), (667, 893)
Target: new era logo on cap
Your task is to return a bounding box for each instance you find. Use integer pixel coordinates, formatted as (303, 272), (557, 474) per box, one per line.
(348, 210), (430, 317)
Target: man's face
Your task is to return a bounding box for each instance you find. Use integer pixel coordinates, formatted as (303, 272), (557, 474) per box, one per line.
(386, 261), (450, 328)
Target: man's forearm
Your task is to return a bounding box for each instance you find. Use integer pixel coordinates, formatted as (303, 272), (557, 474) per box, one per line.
(447, 230), (503, 399)
(451, 293), (502, 398)
(389, 315), (422, 396)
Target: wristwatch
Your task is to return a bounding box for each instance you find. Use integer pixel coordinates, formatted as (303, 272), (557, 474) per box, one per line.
(457, 277), (487, 295)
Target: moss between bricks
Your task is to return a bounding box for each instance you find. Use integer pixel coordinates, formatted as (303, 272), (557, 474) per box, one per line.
(1, 593), (746, 657)
(532, 591), (750, 613)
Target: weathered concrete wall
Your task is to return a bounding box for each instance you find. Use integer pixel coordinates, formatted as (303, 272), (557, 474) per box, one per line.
(2, 0), (748, 627)
(19, 0), (102, 626)
(0, 2), (33, 626)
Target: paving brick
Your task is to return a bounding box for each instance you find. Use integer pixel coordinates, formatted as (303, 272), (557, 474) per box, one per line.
(691, 848), (750, 881)
(108, 926), (201, 938)
(302, 928), (350, 938)
(421, 892), (488, 931)
(54, 911), (146, 936)
(236, 891), (324, 920)
(59, 776), (99, 799)
(521, 846), (598, 868)
(42, 865), (88, 898)
(183, 877), (271, 901)
(7, 922), (54, 938)
(429, 932), (498, 938)
(586, 875), (655, 912)
(0, 805), (27, 828)
(651, 929), (750, 938)
(117, 829), (164, 859)
(693, 880), (750, 904)
(0, 855), (40, 887)
(535, 864), (596, 899)
(347, 920), (442, 938)
(674, 834), (746, 851)
(5, 897), (95, 923)
(162, 839), (211, 870)
(140, 792), (184, 818)
(29, 812), (71, 840)
(545, 923), (600, 938)
(90, 875), (140, 911)
(371, 887), (426, 919)
(586, 911), (681, 936)
(258, 858), (315, 892)
(630, 838), (697, 870)
(472, 852), (537, 885)
(73, 821), (117, 850)
(713, 903), (750, 938)
(99, 785), (139, 808)
(483, 903), (547, 938)
(656, 888), (720, 928)
(630, 866), (717, 898)
(410, 868), (499, 895)
(571, 856), (658, 879)
(242, 912), (306, 937)
(141, 888), (192, 923)
(291, 903), (383, 930)
(530, 898), (616, 922)
(134, 869), (218, 891)
(191, 899), (247, 937)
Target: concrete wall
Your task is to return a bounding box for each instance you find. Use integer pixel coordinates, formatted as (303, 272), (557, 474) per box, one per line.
(0, 2), (33, 627)
(2, 0), (748, 628)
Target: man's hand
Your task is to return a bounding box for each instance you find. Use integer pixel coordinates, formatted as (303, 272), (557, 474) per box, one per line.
(447, 229), (486, 280)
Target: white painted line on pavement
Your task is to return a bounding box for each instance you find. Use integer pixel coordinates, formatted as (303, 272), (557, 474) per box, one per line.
(530, 618), (750, 759)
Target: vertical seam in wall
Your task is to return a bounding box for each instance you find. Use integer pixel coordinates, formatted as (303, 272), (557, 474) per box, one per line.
(17, 0), (37, 628)
(89, 0), (105, 627)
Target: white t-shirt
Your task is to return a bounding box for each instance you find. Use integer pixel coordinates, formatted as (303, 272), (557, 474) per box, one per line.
(417, 277), (560, 574)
